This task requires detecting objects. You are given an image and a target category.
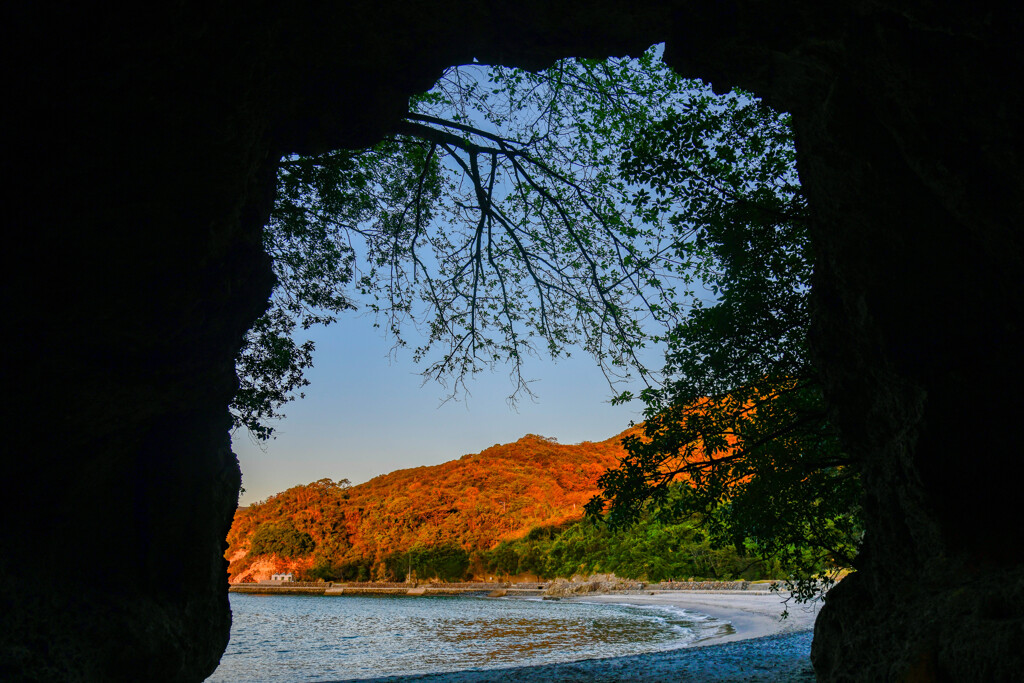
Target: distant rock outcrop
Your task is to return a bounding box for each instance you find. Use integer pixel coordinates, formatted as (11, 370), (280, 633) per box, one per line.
(544, 574), (647, 596)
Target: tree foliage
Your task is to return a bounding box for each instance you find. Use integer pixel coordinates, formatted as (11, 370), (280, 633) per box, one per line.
(384, 545), (471, 583)
(231, 47), (711, 437)
(482, 515), (820, 583)
(225, 436), (828, 584)
(248, 522), (316, 558)
(586, 96), (861, 599)
(231, 141), (441, 437)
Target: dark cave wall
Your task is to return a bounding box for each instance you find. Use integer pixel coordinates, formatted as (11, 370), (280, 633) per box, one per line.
(3, 1), (1021, 680)
(4, 7), (277, 679)
(661, 0), (1024, 675)
(758, 7), (1020, 680)
(792, 8), (1024, 679)
(665, 6), (1024, 679)
(3, 4), (671, 680)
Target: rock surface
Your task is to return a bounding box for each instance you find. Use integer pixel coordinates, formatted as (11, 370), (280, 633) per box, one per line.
(4, 1), (1022, 680)
(544, 574), (648, 597)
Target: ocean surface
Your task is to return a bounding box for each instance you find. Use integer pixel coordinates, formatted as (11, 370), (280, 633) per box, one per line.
(206, 593), (734, 682)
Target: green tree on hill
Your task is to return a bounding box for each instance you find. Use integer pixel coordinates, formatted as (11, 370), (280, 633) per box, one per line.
(248, 523), (316, 558)
(384, 545), (470, 582)
(481, 515), (800, 583)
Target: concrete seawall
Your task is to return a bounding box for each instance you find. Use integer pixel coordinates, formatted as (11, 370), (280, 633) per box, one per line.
(228, 582), (549, 597)
(228, 580), (779, 598)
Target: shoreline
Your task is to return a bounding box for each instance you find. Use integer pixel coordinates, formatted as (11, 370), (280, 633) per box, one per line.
(228, 585), (819, 643)
(330, 632), (816, 682)
(325, 591), (820, 682)
(564, 590), (820, 645)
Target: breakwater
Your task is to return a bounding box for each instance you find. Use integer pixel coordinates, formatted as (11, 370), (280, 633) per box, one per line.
(229, 581), (549, 597)
(228, 578), (777, 597)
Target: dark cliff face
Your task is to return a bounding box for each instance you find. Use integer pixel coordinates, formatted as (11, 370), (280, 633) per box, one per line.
(4, 2), (1021, 680)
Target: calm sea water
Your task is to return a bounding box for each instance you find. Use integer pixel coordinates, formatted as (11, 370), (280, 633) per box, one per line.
(206, 593), (732, 682)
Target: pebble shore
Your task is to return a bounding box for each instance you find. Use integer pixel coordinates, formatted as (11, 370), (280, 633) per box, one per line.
(333, 630), (816, 682)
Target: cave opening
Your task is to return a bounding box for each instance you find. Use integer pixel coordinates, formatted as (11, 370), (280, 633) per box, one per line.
(221, 48), (841, 677)
(5, 3), (1022, 681)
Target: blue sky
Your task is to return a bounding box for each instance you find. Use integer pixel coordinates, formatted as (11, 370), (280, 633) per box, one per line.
(232, 314), (659, 505)
(231, 48), (724, 505)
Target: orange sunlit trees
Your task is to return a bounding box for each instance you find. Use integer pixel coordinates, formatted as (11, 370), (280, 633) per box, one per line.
(226, 436), (627, 582)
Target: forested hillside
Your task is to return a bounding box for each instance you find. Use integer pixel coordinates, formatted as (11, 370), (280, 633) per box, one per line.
(227, 432), (631, 582)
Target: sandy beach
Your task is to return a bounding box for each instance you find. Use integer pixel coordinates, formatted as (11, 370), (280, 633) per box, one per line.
(566, 590), (821, 645)
(332, 591), (820, 682)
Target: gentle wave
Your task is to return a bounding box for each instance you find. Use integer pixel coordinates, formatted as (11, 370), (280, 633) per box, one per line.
(207, 593), (731, 682)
